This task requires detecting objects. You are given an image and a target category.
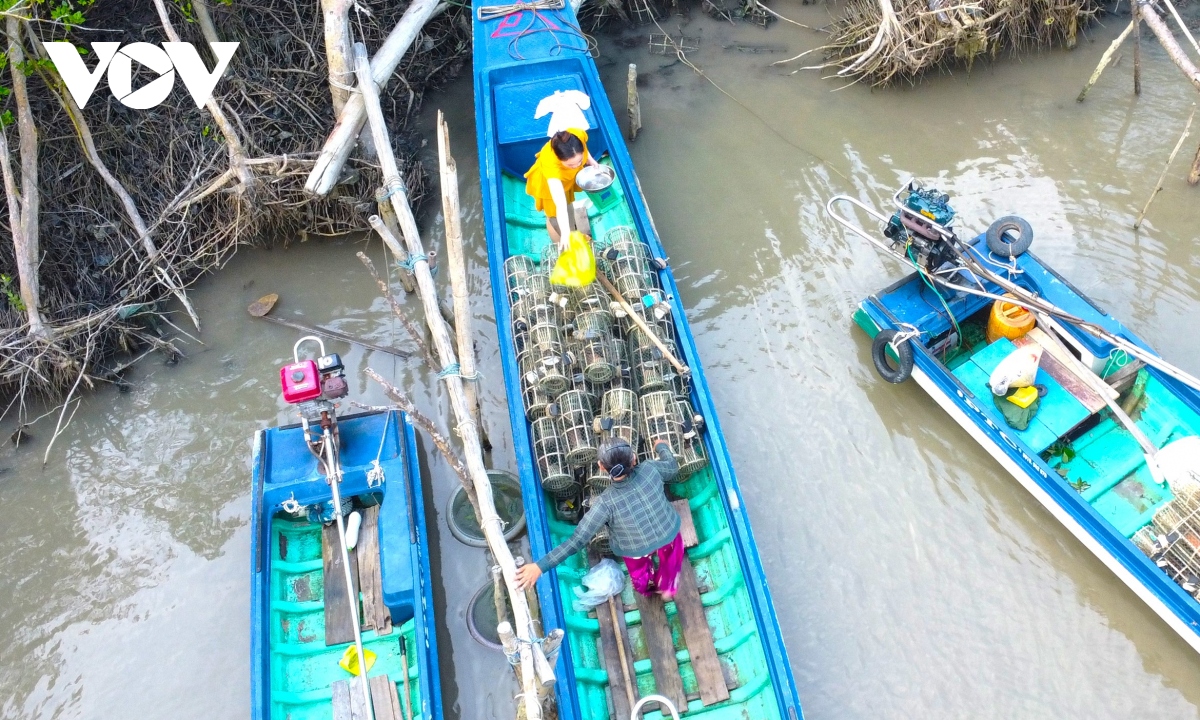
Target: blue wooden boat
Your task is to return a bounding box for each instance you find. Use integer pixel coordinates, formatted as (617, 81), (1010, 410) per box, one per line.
(472, 3), (803, 719)
(833, 183), (1200, 654)
(250, 406), (442, 719)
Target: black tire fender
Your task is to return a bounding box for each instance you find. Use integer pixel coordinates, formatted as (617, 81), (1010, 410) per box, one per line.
(986, 216), (1034, 257)
(871, 329), (914, 384)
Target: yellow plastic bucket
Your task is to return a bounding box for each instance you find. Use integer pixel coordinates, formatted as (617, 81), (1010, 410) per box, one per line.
(986, 294), (1035, 344)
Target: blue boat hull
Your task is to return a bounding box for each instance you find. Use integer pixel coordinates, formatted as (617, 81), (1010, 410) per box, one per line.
(250, 410), (443, 719)
(472, 3), (803, 719)
(857, 249), (1200, 654)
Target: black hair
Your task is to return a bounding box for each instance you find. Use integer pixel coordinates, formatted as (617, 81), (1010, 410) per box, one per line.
(598, 438), (635, 479)
(550, 130), (585, 161)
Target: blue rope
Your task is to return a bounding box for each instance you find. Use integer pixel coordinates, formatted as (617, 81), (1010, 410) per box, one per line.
(398, 253), (428, 271)
(438, 363), (482, 381)
(380, 180), (408, 201)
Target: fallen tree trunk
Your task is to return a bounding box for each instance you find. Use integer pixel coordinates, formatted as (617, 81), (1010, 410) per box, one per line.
(4, 16), (46, 337)
(1138, 1), (1200, 91)
(353, 43), (549, 720)
(304, 0), (442, 196)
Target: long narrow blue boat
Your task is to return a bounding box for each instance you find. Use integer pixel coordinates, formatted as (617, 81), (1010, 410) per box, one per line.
(832, 183), (1200, 654)
(472, 3), (803, 719)
(250, 375), (441, 720)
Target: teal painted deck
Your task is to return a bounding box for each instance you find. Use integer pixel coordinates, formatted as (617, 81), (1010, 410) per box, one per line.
(950, 333), (1200, 541)
(503, 169), (781, 720)
(269, 516), (421, 720)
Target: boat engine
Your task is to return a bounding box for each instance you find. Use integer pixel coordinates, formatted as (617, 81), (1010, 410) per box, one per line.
(882, 186), (959, 273)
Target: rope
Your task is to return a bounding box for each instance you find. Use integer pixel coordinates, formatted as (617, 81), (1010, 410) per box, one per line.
(397, 253), (430, 272)
(437, 362), (482, 381)
(504, 635), (546, 665)
(366, 411), (391, 488)
(477, 0), (564, 20)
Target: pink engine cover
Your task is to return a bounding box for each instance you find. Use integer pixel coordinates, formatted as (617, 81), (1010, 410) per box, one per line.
(280, 360), (322, 404)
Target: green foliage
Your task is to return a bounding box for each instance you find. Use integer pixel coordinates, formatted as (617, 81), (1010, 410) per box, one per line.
(0, 275), (25, 313)
(173, 0), (195, 22)
(0, 110), (13, 129)
(15, 58), (54, 76)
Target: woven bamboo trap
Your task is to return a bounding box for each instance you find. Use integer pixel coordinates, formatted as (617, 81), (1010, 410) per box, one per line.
(641, 389), (683, 461)
(629, 326), (677, 394)
(571, 311), (617, 383)
(675, 398), (709, 478)
(518, 350), (553, 420)
(598, 388), (641, 450)
(1138, 488), (1200, 599)
(532, 416), (577, 497)
(584, 484), (612, 556)
(554, 389), (598, 468)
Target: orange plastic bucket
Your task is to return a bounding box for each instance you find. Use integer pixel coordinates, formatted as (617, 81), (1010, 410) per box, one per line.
(986, 294), (1035, 343)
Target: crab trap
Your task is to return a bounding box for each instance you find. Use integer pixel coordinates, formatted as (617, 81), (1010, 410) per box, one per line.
(532, 416), (578, 497)
(528, 322), (569, 396)
(555, 389), (598, 468)
(640, 389), (683, 461)
(629, 326), (677, 394)
(570, 311), (618, 383)
(598, 388), (641, 449)
(584, 485), (612, 556)
(1135, 488), (1200, 599)
(584, 460), (611, 493)
(518, 350), (553, 420)
(675, 398), (709, 478)
(504, 255), (541, 302)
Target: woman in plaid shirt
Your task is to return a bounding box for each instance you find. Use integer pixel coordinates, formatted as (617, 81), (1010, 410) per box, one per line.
(515, 438), (685, 599)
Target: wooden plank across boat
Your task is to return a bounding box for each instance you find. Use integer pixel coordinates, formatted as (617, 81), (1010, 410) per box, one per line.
(471, 3), (804, 719)
(854, 238), (1200, 655)
(250, 411), (442, 720)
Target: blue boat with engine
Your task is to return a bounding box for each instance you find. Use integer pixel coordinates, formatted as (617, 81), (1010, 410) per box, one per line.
(831, 183), (1200, 654)
(472, 2), (803, 719)
(250, 338), (441, 720)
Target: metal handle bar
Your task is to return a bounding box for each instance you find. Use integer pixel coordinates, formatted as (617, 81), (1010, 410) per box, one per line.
(631, 695), (681, 720)
(293, 335), (328, 363)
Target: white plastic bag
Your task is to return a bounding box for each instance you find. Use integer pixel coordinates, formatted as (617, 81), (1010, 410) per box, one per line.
(571, 558), (625, 611)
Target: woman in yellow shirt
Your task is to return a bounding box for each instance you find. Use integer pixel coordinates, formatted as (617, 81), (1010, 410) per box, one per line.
(524, 128), (600, 246)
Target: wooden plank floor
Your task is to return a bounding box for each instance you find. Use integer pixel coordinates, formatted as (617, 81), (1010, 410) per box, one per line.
(357, 506), (392, 635)
(634, 591), (687, 711)
(369, 674), (402, 720)
(673, 559), (729, 706)
(323, 522), (361, 646)
(331, 677), (371, 720)
(596, 593), (638, 720)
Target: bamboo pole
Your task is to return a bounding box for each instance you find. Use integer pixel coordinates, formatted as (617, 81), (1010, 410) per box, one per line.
(304, 0), (442, 196)
(1134, 0), (1142, 96)
(1134, 105), (1194, 229)
(321, 0), (354, 115)
(437, 111), (481, 432)
(1077, 21), (1135, 102)
(1188, 141), (1200, 186)
(375, 187), (417, 293)
(352, 44), (548, 720)
(627, 64), (642, 141)
(596, 273), (689, 376)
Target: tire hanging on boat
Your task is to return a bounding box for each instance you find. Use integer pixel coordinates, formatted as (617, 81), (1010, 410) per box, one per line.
(985, 216), (1034, 258)
(871, 329), (915, 384)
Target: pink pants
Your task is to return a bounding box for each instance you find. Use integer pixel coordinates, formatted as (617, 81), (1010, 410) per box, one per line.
(622, 533), (685, 597)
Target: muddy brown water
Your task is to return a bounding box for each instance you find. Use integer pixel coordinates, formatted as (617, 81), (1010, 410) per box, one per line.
(3, 8), (1200, 719)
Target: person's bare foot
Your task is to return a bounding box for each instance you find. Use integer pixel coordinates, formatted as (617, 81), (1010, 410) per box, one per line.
(659, 590), (676, 602)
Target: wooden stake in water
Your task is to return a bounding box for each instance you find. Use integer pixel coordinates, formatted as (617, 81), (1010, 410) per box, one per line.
(1076, 21), (1134, 103)
(627, 64), (642, 141)
(1135, 105), (1194, 230)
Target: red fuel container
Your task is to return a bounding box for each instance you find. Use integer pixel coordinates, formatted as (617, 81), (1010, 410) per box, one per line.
(280, 360), (321, 404)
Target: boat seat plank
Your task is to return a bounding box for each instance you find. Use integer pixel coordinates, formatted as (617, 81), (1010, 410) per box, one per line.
(672, 500), (698, 548)
(323, 521), (361, 646)
(358, 505), (392, 635)
(1015, 330), (1109, 412)
(673, 558), (730, 706)
(369, 674), (402, 720)
(634, 591), (688, 712)
(331, 678), (372, 720)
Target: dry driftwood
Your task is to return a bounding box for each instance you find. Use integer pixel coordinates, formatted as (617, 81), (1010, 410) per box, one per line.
(4, 15), (45, 337)
(304, 0), (443, 196)
(437, 111), (481, 431)
(795, 0), (1099, 85)
(1134, 105), (1194, 229)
